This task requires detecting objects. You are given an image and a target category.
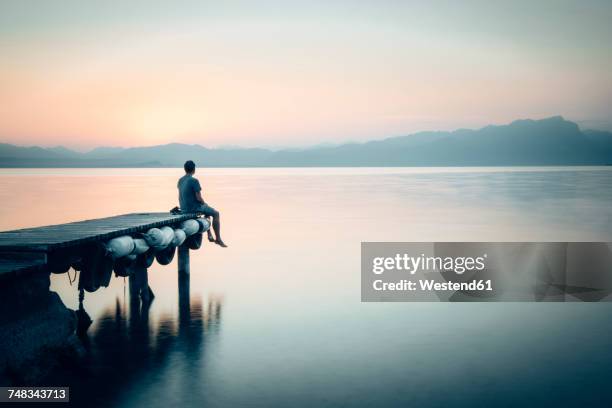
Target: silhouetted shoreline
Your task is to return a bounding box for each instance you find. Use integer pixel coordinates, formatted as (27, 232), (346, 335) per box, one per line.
(2, 117), (611, 168)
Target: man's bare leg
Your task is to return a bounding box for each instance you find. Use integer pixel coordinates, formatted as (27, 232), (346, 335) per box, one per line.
(205, 216), (215, 242)
(212, 212), (227, 247)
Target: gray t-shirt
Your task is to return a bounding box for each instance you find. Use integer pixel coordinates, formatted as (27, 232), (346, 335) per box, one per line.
(177, 174), (202, 212)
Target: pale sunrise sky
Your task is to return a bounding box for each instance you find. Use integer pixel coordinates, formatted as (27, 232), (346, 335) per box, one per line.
(0, 0), (611, 150)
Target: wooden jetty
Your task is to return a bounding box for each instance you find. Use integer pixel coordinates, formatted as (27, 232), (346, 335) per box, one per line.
(0, 212), (204, 380)
(0, 212), (198, 276)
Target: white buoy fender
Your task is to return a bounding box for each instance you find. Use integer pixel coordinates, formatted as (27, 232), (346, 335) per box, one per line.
(105, 236), (135, 258)
(143, 228), (165, 249)
(160, 226), (175, 247)
(172, 229), (187, 246)
(131, 238), (150, 255)
(180, 219), (200, 236)
(197, 218), (211, 233)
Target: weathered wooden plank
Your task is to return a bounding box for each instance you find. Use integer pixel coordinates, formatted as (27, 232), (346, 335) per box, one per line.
(0, 212), (198, 252)
(0, 252), (47, 276)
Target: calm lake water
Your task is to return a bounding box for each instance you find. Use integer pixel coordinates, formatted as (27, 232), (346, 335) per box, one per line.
(1, 167), (611, 407)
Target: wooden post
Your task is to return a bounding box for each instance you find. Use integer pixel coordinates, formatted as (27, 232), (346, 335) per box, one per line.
(178, 245), (190, 276)
(178, 246), (190, 328)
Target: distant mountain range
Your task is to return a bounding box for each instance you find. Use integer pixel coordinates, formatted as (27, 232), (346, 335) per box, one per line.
(1, 117), (611, 167)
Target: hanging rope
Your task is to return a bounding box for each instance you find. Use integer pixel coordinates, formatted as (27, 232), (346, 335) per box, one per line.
(67, 267), (78, 286)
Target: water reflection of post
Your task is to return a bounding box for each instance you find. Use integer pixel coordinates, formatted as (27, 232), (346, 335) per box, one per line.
(76, 287), (92, 339)
(178, 246), (190, 328)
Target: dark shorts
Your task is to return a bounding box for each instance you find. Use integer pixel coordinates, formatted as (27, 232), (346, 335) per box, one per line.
(194, 203), (219, 217)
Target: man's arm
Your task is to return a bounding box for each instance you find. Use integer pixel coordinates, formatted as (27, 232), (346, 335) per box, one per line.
(193, 178), (205, 204)
(195, 191), (206, 205)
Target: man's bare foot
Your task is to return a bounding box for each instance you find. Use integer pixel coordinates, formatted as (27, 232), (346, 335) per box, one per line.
(215, 239), (228, 248)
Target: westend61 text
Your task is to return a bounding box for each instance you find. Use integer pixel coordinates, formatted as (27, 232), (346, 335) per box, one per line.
(373, 279), (493, 292)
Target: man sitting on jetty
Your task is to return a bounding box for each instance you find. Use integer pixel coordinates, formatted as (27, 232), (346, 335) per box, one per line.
(178, 160), (227, 247)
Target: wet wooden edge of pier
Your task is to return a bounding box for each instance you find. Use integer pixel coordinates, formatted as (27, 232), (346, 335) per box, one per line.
(0, 212), (199, 277)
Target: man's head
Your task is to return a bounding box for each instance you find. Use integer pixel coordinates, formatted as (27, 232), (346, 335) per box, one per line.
(184, 160), (196, 174)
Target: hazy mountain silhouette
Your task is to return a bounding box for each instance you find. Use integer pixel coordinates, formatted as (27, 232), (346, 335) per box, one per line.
(1, 117), (611, 167)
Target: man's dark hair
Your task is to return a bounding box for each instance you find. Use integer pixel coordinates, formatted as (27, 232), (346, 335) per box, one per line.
(184, 160), (196, 173)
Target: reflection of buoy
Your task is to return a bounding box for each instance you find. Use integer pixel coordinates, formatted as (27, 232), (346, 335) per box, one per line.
(105, 236), (135, 258)
(131, 238), (150, 255)
(98, 261), (113, 287)
(114, 256), (136, 277)
(172, 229), (187, 246)
(155, 245), (176, 265)
(137, 251), (155, 268)
(185, 233), (203, 250)
(181, 219), (200, 236)
(197, 218), (211, 233)
(78, 266), (96, 292)
(79, 244), (113, 292)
